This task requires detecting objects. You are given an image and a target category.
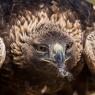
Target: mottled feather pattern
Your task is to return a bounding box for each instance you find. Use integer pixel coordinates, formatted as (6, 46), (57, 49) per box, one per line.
(85, 28), (95, 75)
(10, 10), (83, 66)
(0, 0), (95, 95)
(0, 37), (6, 68)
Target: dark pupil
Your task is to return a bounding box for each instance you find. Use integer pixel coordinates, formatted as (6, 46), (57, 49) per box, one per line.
(38, 46), (47, 52)
(66, 44), (70, 49)
(66, 42), (73, 49)
(33, 44), (47, 52)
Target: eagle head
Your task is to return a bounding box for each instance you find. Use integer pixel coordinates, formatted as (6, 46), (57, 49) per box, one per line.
(13, 23), (79, 80)
(9, 11), (83, 93)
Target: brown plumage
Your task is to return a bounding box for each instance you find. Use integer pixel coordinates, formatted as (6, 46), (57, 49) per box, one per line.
(0, 0), (95, 95)
(84, 25), (95, 75)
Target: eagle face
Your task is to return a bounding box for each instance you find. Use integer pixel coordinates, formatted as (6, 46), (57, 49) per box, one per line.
(20, 24), (77, 79)
(10, 10), (83, 84)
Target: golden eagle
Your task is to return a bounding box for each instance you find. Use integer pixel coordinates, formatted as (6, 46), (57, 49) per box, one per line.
(0, 0), (95, 95)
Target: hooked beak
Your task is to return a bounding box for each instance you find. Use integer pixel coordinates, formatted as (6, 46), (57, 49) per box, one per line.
(53, 43), (65, 67)
(41, 43), (66, 67)
(40, 43), (73, 79)
(54, 50), (65, 67)
(41, 43), (66, 68)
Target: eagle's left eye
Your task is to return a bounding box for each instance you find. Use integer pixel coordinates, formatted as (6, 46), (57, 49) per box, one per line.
(33, 44), (48, 53)
(66, 42), (73, 50)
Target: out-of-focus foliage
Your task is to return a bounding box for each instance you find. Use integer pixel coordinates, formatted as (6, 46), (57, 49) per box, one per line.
(87, 0), (95, 5)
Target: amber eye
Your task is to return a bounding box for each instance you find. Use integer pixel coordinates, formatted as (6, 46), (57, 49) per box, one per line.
(33, 44), (48, 53)
(66, 42), (73, 50)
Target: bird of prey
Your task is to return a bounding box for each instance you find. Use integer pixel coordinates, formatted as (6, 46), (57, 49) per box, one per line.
(0, 0), (94, 95)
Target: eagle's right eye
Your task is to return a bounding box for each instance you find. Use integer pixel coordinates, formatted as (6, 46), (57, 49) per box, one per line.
(66, 42), (73, 50)
(33, 44), (48, 53)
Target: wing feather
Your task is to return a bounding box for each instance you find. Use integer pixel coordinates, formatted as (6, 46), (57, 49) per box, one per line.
(84, 26), (95, 75)
(0, 37), (6, 68)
